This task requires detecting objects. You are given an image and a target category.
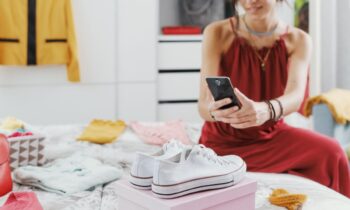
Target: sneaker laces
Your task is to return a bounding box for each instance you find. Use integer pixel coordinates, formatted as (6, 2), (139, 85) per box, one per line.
(162, 139), (183, 151)
(195, 144), (231, 165)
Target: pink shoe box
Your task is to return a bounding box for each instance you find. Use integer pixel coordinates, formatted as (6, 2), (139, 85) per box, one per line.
(115, 178), (257, 210)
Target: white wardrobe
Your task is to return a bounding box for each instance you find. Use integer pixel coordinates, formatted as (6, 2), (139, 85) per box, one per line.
(116, 0), (204, 123)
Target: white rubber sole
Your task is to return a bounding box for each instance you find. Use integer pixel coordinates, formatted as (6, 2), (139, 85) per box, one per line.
(151, 163), (246, 199)
(128, 174), (152, 190)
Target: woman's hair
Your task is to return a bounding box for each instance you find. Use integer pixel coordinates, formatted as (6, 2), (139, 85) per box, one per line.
(297, 2), (309, 32)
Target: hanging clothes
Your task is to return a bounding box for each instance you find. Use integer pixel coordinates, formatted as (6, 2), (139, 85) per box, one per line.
(0, 0), (80, 82)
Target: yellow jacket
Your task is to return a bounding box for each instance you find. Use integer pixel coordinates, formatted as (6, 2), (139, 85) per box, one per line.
(0, 0), (80, 82)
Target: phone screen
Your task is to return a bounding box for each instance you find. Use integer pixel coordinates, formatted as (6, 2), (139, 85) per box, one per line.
(206, 76), (241, 109)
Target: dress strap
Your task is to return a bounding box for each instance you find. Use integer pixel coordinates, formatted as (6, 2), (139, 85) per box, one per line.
(229, 17), (239, 36)
(280, 25), (290, 39)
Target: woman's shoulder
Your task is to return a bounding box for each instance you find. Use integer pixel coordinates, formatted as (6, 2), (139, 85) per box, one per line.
(284, 25), (312, 53)
(203, 18), (236, 51)
(204, 18), (234, 33)
(287, 25), (311, 41)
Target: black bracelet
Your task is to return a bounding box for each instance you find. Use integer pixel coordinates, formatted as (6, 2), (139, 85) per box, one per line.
(268, 100), (276, 121)
(263, 100), (272, 120)
(274, 99), (284, 120)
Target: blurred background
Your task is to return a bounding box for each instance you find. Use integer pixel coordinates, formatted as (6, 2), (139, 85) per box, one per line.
(0, 0), (349, 126)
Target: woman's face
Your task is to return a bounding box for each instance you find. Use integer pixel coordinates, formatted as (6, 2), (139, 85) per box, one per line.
(239, 0), (277, 19)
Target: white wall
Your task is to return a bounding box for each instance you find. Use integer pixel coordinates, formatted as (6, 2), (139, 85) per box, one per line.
(115, 0), (158, 121)
(337, 0), (350, 89)
(320, 0), (337, 92)
(309, 0), (321, 95)
(315, 0), (350, 92)
(0, 0), (118, 124)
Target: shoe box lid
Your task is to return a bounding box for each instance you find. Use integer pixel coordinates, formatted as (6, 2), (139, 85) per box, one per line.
(115, 178), (257, 210)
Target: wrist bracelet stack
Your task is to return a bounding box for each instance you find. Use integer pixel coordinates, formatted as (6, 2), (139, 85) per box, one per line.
(264, 99), (284, 121)
(273, 99), (284, 121)
(263, 100), (273, 120)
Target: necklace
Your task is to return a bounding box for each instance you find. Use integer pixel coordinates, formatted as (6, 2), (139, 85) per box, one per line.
(243, 16), (277, 71)
(243, 15), (279, 37)
(252, 47), (272, 71)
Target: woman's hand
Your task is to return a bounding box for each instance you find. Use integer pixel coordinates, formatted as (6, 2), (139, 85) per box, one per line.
(209, 88), (270, 129)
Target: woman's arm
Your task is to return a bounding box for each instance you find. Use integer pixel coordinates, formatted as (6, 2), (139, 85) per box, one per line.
(198, 23), (234, 121)
(272, 30), (312, 117)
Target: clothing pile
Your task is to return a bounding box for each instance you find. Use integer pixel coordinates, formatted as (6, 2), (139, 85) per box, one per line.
(77, 119), (193, 146)
(13, 154), (122, 195)
(0, 117), (31, 138)
(0, 117), (45, 170)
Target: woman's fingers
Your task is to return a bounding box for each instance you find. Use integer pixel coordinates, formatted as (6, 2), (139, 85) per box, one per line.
(230, 121), (256, 129)
(218, 113), (256, 124)
(208, 98), (232, 112)
(212, 106), (240, 119)
(234, 88), (250, 106)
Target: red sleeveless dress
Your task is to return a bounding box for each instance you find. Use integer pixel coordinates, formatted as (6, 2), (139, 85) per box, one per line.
(199, 18), (350, 197)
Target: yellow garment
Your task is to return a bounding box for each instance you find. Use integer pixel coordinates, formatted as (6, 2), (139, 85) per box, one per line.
(304, 89), (350, 124)
(346, 146), (350, 160)
(77, 120), (126, 144)
(0, 117), (24, 131)
(269, 189), (307, 210)
(0, 0), (80, 82)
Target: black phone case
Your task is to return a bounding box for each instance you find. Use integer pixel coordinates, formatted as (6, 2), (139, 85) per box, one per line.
(206, 77), (241, 109)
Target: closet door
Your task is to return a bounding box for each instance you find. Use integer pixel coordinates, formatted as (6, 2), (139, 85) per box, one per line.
(116, 0), (158, 121)
(116, 0), (158, 82)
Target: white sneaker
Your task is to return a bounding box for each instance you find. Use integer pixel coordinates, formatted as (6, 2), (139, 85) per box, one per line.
(129, 140), (187, 189)
(152, 144), (246, 198)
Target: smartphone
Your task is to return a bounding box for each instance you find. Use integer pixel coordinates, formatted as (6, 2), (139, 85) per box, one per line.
(206, 76), (241, 109)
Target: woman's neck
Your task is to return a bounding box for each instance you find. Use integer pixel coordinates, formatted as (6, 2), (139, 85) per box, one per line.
(244, 13), (279, 33)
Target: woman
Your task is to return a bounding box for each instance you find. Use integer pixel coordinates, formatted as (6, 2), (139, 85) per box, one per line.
(198, 0), (350, 197)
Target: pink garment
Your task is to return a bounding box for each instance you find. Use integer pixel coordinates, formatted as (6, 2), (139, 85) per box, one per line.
(129, 121), (192, 145)
(0, 192), (43, 210)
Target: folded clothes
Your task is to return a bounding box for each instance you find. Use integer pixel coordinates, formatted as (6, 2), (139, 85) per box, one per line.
(0, 117), (25, 131)
(0, 192), (43, 210)
(129, 120), (192, 145)
(13, 154), (122, 195)
(8, 131), (33, 138)
(77, 119), (126, 144)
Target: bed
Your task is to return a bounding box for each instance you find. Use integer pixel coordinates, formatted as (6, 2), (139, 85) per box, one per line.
(1, 122), (350, 210)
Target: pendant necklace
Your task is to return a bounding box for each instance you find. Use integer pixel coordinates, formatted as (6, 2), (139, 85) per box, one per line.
(243, 16), (278, 71)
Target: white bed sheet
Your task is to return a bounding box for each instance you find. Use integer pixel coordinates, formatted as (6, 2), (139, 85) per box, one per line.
(1, 123), (349, 210)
